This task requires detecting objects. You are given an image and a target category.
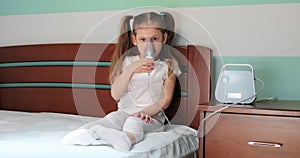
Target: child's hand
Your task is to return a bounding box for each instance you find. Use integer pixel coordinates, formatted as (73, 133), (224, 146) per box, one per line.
(133, 58), (154, 73)
(131, 112), (153, 123)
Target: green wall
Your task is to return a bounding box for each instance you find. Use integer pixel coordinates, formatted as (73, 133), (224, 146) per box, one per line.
(1, 0), (300, 15)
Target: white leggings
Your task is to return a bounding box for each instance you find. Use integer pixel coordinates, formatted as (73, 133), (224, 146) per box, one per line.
(80, 109), (165, 143)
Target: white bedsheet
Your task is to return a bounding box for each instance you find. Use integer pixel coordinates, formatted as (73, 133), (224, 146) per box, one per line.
(0, 110), (198, 158)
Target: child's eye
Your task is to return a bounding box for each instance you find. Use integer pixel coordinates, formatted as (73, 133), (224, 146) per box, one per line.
(150, 37), (160, 42)
(152, 37), (159, 41)
(139, 38), (146, 42)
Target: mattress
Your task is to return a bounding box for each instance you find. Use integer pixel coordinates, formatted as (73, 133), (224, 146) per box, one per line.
(0, 110), (198, 158)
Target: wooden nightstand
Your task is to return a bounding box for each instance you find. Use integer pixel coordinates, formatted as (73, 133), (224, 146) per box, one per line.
(198, 100), (300, 158)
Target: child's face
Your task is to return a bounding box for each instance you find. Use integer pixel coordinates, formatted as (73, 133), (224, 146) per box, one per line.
(132, 27), (168, 58)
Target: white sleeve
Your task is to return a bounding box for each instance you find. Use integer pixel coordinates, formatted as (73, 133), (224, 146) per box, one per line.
(163, 59), (182, 80)
(170, 59), (182, 77)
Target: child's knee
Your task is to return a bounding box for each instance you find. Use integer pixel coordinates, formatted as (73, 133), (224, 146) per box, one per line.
(123, 116), (144, 142)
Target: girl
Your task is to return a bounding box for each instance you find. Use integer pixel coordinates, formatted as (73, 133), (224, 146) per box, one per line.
(61, 11), (181, 151)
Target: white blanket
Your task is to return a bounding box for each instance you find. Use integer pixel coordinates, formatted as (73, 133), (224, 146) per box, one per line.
(0, 110), (198, 158)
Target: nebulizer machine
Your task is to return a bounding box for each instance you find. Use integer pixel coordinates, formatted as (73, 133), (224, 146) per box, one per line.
(215, 64), (257, 104)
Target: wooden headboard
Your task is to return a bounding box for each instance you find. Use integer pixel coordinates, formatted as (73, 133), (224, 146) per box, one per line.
(0, 43), (211, 129)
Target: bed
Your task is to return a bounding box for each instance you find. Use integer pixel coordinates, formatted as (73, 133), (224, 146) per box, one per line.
(0, 43), (211, 158)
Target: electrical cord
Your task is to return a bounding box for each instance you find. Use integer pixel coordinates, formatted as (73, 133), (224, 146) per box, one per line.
(254, 96), (276, 102)
(148, 74), (268, 138)
(156, 77), (267, 138)
(197, 77), (266, 137)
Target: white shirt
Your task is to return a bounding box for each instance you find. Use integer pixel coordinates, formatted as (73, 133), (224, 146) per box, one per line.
(118, 55), (181, 114)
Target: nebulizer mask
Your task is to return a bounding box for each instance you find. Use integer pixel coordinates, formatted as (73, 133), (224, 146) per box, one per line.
(145, 39), (155, 60)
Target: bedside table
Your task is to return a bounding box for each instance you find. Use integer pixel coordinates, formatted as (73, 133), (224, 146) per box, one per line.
(198, 100), (300, 158)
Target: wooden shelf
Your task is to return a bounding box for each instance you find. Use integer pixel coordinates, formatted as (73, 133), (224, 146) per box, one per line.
(198, 100), (300, 117)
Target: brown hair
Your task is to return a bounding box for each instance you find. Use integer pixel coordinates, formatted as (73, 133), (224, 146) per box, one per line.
(109, 12), (176, 83)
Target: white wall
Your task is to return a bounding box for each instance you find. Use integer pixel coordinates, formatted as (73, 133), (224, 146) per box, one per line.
(1, 3), (299, 56)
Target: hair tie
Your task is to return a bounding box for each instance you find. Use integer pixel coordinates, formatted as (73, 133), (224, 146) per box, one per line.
(160, 12), (166, 29)
(129, 17), (134, 31)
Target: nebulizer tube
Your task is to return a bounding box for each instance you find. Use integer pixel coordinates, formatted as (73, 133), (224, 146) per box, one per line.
(145, 39), (154, 104)
(145, 41), (197, 139)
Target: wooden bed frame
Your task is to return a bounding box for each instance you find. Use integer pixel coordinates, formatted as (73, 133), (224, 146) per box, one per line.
(0, 43), (211, 129)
